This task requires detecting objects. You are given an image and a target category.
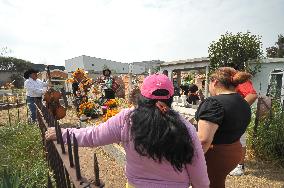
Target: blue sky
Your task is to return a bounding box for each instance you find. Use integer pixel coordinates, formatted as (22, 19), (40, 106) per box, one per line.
(0, 0), (284, 66)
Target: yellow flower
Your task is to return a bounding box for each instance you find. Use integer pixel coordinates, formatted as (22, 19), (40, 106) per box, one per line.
(66, 78), (75, 83)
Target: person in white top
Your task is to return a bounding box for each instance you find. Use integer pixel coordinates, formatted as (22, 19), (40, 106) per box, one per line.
(24, 69), (48, 122)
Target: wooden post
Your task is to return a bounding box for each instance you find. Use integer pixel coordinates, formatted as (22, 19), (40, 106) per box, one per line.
(176, 70), (181, 88)
(205, 65), (209, 98)
(128, 64), (133, 100)
(7, 105), (11, 126)
(253, 97), (261, 147)
(17, 94), (20, 123)
(168, 70), (173, 82)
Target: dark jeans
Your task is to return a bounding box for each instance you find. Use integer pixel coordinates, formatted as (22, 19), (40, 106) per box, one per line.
(26, 96), (41, 122)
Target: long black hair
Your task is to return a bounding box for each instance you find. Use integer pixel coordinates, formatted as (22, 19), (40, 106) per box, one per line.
(130, 89), (195, 172)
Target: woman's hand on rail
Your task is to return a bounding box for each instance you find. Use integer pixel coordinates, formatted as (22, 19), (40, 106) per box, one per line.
(45, 127), (57, 141)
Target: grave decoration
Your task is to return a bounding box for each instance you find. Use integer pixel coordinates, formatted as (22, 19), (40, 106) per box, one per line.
(66, 68), (130, 122)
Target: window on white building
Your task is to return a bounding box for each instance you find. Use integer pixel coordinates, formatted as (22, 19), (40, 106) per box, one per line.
(269, 70), (283, 98)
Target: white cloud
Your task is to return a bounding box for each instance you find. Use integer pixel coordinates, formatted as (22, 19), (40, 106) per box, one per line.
(0, 0), (284, 65)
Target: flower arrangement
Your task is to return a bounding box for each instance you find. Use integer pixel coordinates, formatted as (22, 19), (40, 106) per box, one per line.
(66, 77), (75, 83)
(63, 68), (128, 122)
(116, 98), (130, 108)
(79, 101), (102, 118)
(103, 99), (118, 109)
(66, 68), (88, 83)
(103, 108), (119, 122)
(79, 78), (94, 93)
(72, 68), (87, 82)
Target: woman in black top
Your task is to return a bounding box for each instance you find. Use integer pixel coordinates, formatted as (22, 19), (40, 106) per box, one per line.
(195, 67), (251, 188)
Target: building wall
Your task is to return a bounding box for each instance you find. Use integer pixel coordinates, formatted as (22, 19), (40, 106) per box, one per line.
(82, 55), (129, 74)
(250, 58), (284, 102)
(132, 60), (164, 74)
(65, 56), (85, 73)
(129, 63), (146, 74)
(0, 72), (13, 85)
(65, 55), (129, 74)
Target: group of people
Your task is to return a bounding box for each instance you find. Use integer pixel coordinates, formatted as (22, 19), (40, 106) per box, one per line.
(72, 68), (119, 100)
(24, 68), (120, 123)
(180, 83), (204, 105)
(163, 70), (204, 105)
(44, 66), (257, 188)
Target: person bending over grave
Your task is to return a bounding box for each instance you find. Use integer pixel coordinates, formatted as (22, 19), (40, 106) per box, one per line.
(46, 74), (209, 188)
(187, 83), (200, 105)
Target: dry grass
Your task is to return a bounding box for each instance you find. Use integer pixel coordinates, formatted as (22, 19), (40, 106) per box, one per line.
(0, 105), (29, 126)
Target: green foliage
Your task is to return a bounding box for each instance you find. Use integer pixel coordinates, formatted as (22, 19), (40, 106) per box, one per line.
(153, 66), (161, 73)
(208, 31), (263, 75)
(266, 46), (278, 58)
(0, 56), (32, 72)
(183, 73), (194, 85)
(266, 34), (284, 58)
(0, 123), (48, 187)
(0, 169), (20, 188)
(247, 100), (284, 166)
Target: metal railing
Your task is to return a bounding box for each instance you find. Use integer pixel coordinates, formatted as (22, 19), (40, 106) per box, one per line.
(35, 100), (105, 188)
(253, 96), (284, 136)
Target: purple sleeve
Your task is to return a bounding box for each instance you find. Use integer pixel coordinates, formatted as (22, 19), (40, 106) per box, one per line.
(61, 109), (130, 147)
(180, 116), (210, 188)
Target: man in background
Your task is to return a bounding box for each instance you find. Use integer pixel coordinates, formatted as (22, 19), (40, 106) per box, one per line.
(162, 70), (168, 77)
(24, 69), (48, 123)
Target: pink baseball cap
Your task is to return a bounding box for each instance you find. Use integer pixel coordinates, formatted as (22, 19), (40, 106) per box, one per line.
(141, 74), (174, 100)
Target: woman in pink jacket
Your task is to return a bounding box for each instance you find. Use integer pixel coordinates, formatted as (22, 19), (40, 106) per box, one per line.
(46, 74), (209, 188)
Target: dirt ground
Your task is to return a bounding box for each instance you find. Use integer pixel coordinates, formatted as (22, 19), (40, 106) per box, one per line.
(1, 106), (284, 188)
(0, 104), (28, 126)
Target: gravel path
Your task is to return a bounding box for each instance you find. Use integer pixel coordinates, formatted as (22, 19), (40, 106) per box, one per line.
(79, 147), (127, 188)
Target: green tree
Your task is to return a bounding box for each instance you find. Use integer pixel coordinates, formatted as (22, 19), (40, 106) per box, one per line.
(0, 56), (32, 72)
(0, 56), (33, 88)
(153, 65), (161, 73)
(266, 34), (284, 58)
(208, 31), (263, 75)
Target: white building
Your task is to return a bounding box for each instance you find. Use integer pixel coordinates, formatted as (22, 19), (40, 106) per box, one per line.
(249, 58), (284, 102)
(131, 60), (164, 75)
(65, 55), (164, 76)
(65, 55), (129, 75)
(160, 57), (284, 102)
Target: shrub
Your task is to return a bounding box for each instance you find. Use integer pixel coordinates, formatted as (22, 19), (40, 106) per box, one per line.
(0, 168), (20, 188)
(247, 100), (284, 166)
(0, 123), (48, 187)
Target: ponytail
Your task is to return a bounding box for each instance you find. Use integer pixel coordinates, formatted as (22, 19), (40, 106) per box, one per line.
(231, 71), (252, 85)
(211, 67), (252, 88)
